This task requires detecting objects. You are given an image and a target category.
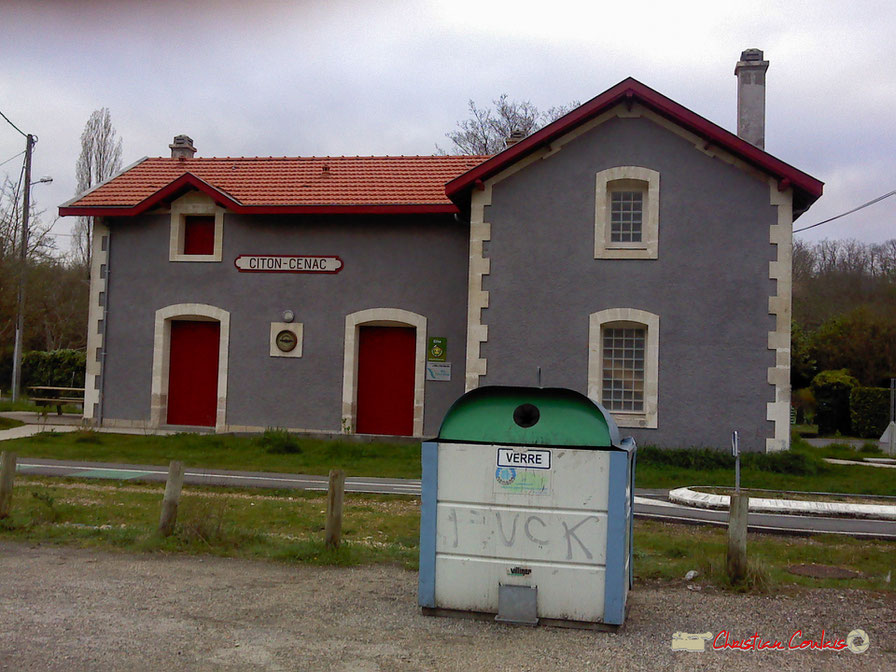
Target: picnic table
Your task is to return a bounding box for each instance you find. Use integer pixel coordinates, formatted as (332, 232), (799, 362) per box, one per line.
(28, 386), (85, 415)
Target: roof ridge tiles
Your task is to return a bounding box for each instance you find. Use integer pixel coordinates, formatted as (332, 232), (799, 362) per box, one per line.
(145, 154), (489, 162)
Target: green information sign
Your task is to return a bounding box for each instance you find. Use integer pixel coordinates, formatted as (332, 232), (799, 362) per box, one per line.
(427, 337), (447, 362)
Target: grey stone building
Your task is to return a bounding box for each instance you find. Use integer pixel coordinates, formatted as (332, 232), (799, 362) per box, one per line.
(61, 61), (822, 452)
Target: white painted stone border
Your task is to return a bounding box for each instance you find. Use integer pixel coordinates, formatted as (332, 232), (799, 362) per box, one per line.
(168, 191), (225, 262)
(766, 184), (793, 453)
(342, 308), (427, 437)
(669, 486), (896, 520)
(464, 188), (491, 392)
(594, 166), (659, 260)
(83, 218), (109, 422)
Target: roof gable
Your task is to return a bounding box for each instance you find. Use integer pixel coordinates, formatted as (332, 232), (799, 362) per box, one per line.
(445, 77), (823, 216)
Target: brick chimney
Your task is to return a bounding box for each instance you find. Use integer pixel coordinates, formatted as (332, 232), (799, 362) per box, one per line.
(734, 49), (769, 149)
(169, 135), (196, 159)
(504, 129), (526, 149)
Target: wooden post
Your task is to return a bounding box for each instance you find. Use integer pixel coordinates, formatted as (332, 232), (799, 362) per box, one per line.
(325, 469), (345, 549)
(727, 493), (749, 583)
(0, 451), (16, 519)
(158, 460), (185, 536)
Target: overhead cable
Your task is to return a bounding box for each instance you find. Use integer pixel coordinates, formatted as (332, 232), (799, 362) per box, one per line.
(0, 108), (27, 137)
(794, 189), (896, 233)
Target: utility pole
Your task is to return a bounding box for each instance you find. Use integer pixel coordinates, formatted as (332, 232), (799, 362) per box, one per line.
(11, 134), (34, 402)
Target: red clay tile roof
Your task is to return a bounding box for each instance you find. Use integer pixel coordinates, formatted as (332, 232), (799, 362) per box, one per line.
(60, 155), (491, 216)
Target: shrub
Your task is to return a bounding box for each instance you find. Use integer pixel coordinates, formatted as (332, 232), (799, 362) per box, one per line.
(791, 387), (816, 425)
(636, 445), (825, 476)
(849, 387), (890, 439)
(253, 428), (302, 454)
(810, 369), (859, 435)
(21, 349), (86, 389)
(742, 450), (825, 476)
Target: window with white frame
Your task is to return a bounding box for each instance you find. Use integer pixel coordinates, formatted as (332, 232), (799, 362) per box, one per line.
(169, 192), (224, 262)
(595, 166), (659, 259)
(588, 308), (659, 429)
(601, 326), (645, 412)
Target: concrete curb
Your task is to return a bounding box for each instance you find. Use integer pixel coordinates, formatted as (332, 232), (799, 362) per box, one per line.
(669, 486), (896, 521)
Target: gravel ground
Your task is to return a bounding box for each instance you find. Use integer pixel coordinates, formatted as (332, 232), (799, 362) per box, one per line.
(0, 541), (893, 671)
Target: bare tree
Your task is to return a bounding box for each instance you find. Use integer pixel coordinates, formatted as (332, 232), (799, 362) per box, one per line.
(73, 108), (122, 268)
(0, 177), (57, 348)
(440, 95), (580, 155)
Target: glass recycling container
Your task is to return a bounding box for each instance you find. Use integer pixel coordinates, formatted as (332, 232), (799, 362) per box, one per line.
(418, 386), (636, 629)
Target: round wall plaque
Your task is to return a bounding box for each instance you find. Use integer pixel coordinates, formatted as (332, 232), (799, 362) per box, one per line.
(275, 329), (298, 352)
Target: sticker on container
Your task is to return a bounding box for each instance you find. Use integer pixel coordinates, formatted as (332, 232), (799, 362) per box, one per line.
(494, 466), (551, 495)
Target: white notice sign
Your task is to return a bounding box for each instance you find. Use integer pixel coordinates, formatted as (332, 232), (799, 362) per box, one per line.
(426, 362), (451, 381)
(496, 447), (552, 470)
(234, 255), (343, 273)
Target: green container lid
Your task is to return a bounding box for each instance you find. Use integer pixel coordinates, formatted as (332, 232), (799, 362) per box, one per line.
(438, 386), (621, 448)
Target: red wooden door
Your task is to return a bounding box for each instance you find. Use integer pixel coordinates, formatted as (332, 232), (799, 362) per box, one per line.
(167, 320), (220, 427)
(356, 326), (415, 436)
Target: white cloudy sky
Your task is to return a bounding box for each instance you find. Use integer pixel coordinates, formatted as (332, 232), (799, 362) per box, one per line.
(1, 0), (893, 251)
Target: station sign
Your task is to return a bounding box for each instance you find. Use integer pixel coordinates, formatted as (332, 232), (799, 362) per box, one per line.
(234, 255), (343, 273)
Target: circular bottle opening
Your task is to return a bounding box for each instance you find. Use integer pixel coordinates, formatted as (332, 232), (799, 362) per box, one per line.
(513, 403), (540, 428)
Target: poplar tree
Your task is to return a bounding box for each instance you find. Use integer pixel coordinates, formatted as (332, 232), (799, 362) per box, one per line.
(73, 108), (122, 268)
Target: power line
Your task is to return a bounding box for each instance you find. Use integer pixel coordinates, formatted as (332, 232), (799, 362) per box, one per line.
(794, 189), (896, 233)
(0, 149), (25, 168)
(0, 108), (27, 137)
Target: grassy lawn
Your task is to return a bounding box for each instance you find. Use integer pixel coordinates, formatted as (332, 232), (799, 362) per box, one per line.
(0, 476), (420, 568)
(1, 476), (892, 593)
(0, 417), (24, 430)
(2, 429), (894, 495)
(634, 438), (896, 496)
(2, 429), (421, 479)
(634, 519), (894, 592)
(635, 460), (896, 496)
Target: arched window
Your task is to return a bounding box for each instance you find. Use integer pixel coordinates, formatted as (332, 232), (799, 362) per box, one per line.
(594, 166), (660, 260)
(588, 308), (659, 428)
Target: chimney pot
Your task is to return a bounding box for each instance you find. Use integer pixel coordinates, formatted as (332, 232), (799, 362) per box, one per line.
(504, 129), (526, 149)
(169, 134), (197, 159)
(734, 49), (769, 149)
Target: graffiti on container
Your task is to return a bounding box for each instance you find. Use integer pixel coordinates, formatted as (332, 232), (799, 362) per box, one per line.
(445, 507), (601, 561)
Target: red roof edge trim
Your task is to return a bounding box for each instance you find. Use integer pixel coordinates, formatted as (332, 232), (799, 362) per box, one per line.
(132, 173), (243, 214)
(445, 77), (823, 208)
(59, 201), (460, 217)
(59, 172), (242, 217)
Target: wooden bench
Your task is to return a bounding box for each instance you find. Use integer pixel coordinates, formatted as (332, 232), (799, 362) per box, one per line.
(29, 386), (85, 415)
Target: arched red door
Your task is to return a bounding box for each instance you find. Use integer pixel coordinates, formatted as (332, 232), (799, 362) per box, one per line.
(356, 326), (415, 436)
(167, 320), (220, 427)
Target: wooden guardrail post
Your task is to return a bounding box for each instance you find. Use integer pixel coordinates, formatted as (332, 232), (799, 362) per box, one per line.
(727, 493), (749, 583)
(158, 460), (185, 536)
(325, 469), (346, 549)
(0, 451), (16, 519)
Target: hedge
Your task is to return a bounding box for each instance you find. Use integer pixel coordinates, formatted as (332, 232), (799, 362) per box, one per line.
(850, 387), (891, 439)
(811, 369), (859, 436)
(21, 350), (86, 389)
(636, 445), (826, 476)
